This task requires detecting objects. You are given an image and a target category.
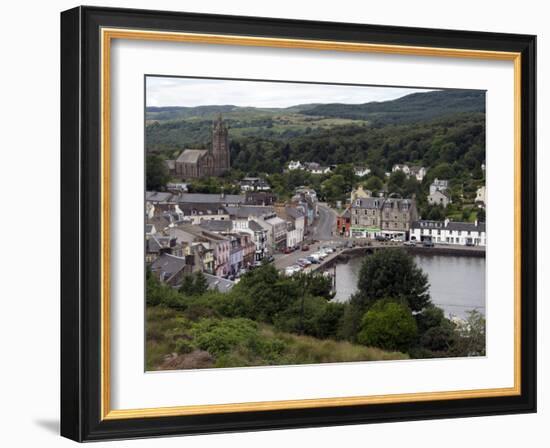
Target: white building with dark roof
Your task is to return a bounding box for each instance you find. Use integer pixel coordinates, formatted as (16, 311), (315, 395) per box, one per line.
(410, 219), (486, 246)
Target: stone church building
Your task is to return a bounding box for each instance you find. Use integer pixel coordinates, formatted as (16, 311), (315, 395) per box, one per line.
(168, 114), (231, 179)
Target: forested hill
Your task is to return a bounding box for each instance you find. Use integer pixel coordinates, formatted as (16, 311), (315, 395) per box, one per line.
(146, 89), (485, 125)
(300, 89), (485, 125)
(146, 89), (486, 177)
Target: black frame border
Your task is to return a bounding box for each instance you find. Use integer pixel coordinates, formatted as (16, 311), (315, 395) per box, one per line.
(61, 6), (536, 442)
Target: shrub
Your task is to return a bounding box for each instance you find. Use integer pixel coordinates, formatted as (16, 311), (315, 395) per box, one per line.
(357, 299), (418, 352)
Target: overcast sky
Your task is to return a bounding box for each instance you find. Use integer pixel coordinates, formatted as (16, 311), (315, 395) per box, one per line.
(146, 76), (433, 108)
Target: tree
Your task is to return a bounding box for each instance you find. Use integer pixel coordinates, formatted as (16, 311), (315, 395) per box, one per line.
(146, 154), (169, 190)
(363, 175), (384, 193)
(321, 174), (347, 204)
(354, 248), (431, 312)
(476, 207), (486, 222)
(387, 170), (407, 195)
(194, 271), (209, 296)
(357, 299), (417, 352)
(179, 271), (210, 297)
(451, 310), (486, 356)
(179, 274), (197, 296)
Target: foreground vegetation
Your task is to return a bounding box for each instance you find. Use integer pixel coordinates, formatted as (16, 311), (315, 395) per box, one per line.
(146, 249), (485, 370)
(147, 306), (408, 370)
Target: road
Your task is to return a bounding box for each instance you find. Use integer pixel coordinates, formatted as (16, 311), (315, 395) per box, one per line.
(274, 203), (341, 271)
(311, 203), (339, 241)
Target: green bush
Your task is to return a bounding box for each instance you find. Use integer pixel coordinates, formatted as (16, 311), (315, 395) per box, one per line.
(357, 299), (418, 352)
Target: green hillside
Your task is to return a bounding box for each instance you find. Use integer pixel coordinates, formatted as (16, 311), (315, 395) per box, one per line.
(301, 89), (486, 125)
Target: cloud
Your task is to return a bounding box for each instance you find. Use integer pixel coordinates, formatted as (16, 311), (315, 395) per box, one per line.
(146, 76), (433, 108)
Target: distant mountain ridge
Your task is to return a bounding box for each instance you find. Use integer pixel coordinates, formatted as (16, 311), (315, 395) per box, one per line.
(146, 89), (485, 125)
(300, 89), (486, 125)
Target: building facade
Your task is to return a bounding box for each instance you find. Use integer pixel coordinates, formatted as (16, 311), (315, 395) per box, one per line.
(350, 196), (417, 239)
(410, 219), (486, 246)
(169, 114), (231, 179)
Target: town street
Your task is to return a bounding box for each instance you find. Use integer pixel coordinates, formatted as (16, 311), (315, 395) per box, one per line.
(274, 203), (341, 271)
(311, 203), (339, 241)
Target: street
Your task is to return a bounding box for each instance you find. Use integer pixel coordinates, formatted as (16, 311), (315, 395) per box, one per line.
(274, 203), (341, 271)
(311, 203), (339, 241)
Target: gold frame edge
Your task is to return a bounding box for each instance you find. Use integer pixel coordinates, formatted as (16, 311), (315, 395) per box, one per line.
(100, 28), (523, 420)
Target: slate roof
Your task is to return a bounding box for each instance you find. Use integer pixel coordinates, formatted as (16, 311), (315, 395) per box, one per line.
(150, 253), (187, 280)
(264, 216), (286, 226)
(198, 220), (233, 232)
(204, 273), (235, 293)
(412, 220), (486, 232)
(352, 197), (383, 209)
(178, 193), (245, 204)
(339, 207), (351, 218)
(146, 191), (176, 203)
(225, 206), (274, 218)
(284, 206), (305, 220)
(176, 149), (208, 164)
(146, 215), (172, 232)
(248, 220), (264, 232)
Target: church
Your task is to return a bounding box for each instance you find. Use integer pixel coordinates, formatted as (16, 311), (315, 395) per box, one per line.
(168, 114), (231, 179)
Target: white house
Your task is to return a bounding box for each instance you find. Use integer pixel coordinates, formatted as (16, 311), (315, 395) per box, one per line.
(354, 166), (371, 177)
(476, 186), (486, 206)
(392, 164), (427, 181)
(287, 160), (303, 171)
(428, 190), (452, 208)
(283, 207), (305, 248)
(392, 164), (410, 175)
(410, 219), (486, 246)
(409, 166), (427, 181)
(239, 177), (270, 192)
(429, 178), (449, 195)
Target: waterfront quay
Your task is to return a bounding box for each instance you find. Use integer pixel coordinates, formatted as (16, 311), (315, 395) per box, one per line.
(275, 240), (485, 274)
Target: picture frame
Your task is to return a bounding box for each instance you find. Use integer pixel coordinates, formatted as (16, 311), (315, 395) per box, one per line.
(60, 5), (536, 442)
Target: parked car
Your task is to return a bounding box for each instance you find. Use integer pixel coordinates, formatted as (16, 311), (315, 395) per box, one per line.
(375, 235), (389, 242)
(465, 241), (475, 247)
(321, 247), (334, 253)
(423, 240), (435, 248)
(307, 255), (320, 264)
(285, 265), (301, 276)
(301, 245), (310, 251)
(404, 240), (416, 247)
(283, 247), (293, 254)
(298, 258), (312, 266)
(266, 255), (275, 263)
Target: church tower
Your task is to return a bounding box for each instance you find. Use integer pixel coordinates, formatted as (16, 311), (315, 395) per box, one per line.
(211, 114), (230, 174)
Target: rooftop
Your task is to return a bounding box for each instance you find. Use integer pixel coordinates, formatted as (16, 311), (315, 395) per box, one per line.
(176, 149), (208, 164)
(150, 253), (187, 279)
(204, 273), (235, 293)
(225, 205), (274, 219)
(178, 193), (245, 204)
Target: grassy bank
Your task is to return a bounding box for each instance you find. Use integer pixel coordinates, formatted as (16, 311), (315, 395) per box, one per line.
(146, 305), (408, 370)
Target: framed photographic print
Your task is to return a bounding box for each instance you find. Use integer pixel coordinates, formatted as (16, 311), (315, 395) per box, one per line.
(60, 6), (536, 442)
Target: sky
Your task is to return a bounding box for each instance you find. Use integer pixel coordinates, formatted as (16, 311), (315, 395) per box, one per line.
(146, 76), (433, 109)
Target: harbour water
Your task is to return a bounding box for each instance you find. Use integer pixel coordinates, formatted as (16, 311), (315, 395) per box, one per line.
(333, 254), (486, 319)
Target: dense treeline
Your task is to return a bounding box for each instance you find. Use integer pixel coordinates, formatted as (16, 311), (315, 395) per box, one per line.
(147, 112), (485, 175)
(146, 249), (485, 369)
(301, 89), (485, 125)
